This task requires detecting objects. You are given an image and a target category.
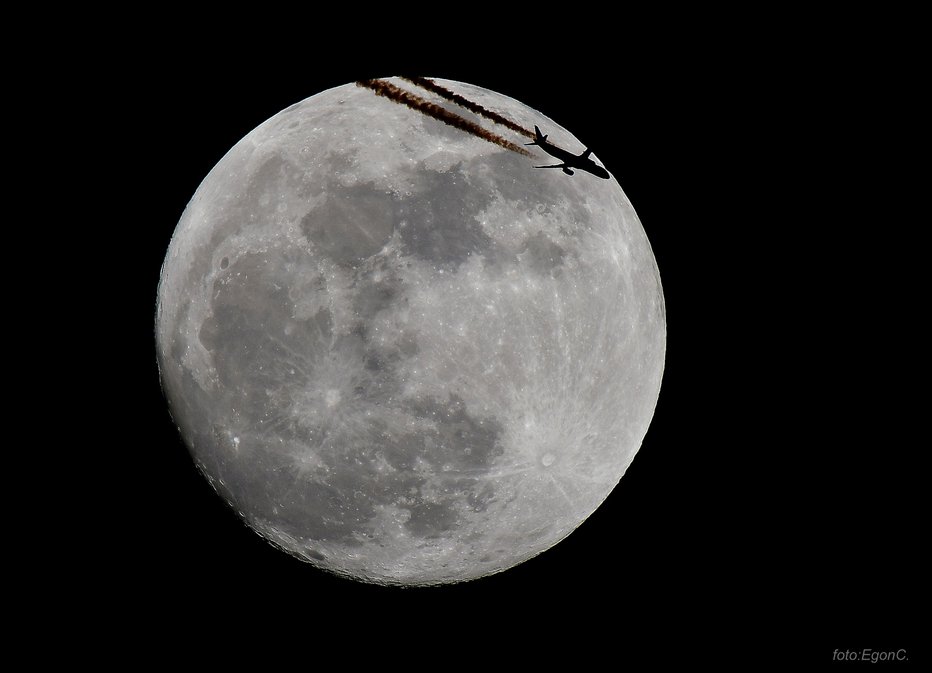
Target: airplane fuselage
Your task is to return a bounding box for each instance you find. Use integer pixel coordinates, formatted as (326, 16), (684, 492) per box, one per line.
(537, 141), (580, 166)
(527, 126), (610, 179)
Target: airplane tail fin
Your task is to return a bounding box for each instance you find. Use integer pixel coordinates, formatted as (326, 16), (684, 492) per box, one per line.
(525, 125), (548, 146)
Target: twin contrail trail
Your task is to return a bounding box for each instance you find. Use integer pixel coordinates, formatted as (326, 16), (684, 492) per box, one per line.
(400, 76), (535, 139)
(355, 78), (533, 157)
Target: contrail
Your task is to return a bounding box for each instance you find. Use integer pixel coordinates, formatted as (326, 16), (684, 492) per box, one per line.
(356, 79), (532, 157)
(401, 76), (535, 139)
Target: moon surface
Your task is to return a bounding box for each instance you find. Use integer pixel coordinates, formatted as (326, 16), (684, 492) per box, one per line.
(156, 77), (665, 585)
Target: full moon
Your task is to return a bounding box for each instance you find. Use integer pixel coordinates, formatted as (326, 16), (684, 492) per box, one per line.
(156, 77), (665, 585)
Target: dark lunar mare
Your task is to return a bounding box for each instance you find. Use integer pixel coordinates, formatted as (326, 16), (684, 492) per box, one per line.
(188, 197), (510, 556)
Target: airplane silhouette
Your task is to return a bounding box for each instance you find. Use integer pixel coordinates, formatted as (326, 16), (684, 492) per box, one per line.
(525, 126), (610, 179)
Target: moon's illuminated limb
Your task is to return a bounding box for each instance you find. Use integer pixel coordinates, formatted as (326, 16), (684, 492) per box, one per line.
(156, 77), (665, 585)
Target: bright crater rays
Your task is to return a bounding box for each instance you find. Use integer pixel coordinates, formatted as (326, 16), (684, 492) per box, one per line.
(156, 77), (665, 585)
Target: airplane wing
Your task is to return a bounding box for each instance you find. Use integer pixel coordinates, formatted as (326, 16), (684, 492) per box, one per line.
(534, 163), (568, 169)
